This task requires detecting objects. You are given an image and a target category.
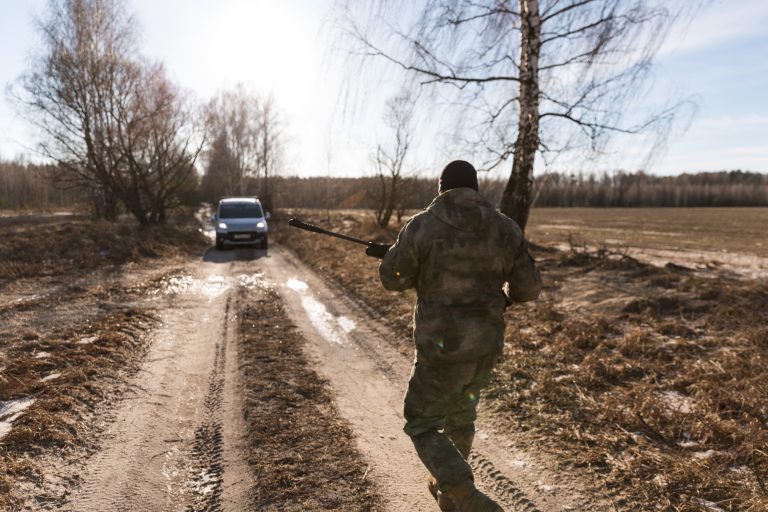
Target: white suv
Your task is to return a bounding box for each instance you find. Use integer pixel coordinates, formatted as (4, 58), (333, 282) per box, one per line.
(213, 197), (269, 250)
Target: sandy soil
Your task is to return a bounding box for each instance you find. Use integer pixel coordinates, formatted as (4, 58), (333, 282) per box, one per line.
(262, 248), (614, 511)
(5, 238), (617, 511)
(16, 207), (764, 510)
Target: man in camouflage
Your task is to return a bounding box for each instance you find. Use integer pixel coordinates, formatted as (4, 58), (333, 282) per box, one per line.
(366, 160), (542, 511)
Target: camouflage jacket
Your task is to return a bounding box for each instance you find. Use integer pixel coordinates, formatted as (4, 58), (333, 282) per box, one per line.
(379, 188), (542, 364)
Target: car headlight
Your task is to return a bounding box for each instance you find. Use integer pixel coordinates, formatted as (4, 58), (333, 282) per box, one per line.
(218, 222), (227, 229)
(256, 221), (265, 229)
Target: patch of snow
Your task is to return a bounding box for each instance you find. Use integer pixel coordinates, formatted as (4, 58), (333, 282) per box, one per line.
(34, 351), (50, 359)
(301, 297), (349, 345)
(286, 278), (308, 291)
(337, 316), (356, 333)
(78, 335), (99, 345)
(660, 390), (694, 414)
(679, 431), (699, 448)
(536, 482), (556, 495)
(41, 373), (61, 382)
(238, 272), (263, 289)
(690, 497), (725, 512)
(155, 274), (230, 299)
(693, 450), (719, 460)
(0, 397), (36, 440)
(286, 278), (354, 345)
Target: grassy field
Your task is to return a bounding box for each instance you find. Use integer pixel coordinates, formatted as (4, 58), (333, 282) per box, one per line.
(527, 207), (768, 259)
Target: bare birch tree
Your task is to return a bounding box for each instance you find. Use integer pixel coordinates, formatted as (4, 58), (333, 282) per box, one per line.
(133, 67), (203, 223)
(255, 95), (285, 212)
(203, 86), (261, 198)
(371, 90), (415, 227)
(339, 0), (703, 230)
(202, 87), (285, 210)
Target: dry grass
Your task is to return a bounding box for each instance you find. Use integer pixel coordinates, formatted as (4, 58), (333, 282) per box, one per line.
(488, 253), (768, 510)
(0, 309), (157, 509)
(238, 286), (382, 511)
(0, 210), (207, 282)
(275, 208), (768, 511)
(0, 210), (206, 510)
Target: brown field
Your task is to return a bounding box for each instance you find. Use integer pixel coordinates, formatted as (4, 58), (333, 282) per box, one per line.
(1, 206), (765, 510)
(527, 207), (768, 259)
(273, 208), (768, 512)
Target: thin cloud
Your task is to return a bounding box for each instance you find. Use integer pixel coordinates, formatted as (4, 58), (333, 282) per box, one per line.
(659, 0), (768, 58)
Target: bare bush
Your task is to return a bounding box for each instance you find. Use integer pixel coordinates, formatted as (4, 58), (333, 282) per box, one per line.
(371, 90), (416, 227)
(13, 0), (201, 224)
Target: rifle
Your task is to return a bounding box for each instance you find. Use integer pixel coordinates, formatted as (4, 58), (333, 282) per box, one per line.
(288, 218), (374, 246)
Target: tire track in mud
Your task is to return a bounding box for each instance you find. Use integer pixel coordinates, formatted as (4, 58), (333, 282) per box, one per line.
(185, 296), (230, 512)
(470, 453), (541, 512)
(60, 265), (245, 512)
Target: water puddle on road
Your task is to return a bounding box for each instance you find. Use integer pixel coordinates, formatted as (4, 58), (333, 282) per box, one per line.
(285, 279), (356, 345)
(0, 397), (36, 440)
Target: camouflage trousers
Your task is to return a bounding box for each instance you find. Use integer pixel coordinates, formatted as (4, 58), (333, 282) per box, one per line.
(403, 352), (499, 489)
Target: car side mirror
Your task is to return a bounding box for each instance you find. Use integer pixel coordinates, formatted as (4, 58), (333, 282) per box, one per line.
(265, 211), (271, 220)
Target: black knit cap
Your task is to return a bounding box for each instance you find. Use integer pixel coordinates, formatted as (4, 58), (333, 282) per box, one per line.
(439, 160), (478, 192)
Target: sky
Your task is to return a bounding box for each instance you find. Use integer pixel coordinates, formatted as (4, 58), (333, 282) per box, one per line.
(0, 0), (766, 177)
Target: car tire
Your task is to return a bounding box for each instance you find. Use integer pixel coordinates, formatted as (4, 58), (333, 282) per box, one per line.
(262, 237), (268, 250)
(215, 235), (224, 251)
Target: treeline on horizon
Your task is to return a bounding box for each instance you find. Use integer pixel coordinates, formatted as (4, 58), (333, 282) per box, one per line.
(1, 158), (767, 212)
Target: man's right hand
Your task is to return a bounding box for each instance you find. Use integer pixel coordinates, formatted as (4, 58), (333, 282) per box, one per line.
(365, 243), (391, 259)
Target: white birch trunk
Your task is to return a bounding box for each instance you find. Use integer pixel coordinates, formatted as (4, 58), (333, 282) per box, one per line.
(498, 0), (541, 231)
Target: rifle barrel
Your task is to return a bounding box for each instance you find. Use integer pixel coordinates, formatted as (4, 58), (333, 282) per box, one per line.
(288, 218), (372, 246)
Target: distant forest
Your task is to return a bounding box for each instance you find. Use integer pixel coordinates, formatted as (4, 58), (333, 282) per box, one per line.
(271, 171), (768, 210)
(1, 158), (767, 212)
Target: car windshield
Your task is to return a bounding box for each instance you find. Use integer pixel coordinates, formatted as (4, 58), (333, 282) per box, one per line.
(219, 203), (263, 219)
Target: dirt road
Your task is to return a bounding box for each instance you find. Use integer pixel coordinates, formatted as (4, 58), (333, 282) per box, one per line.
(27, 244), (609, 511)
